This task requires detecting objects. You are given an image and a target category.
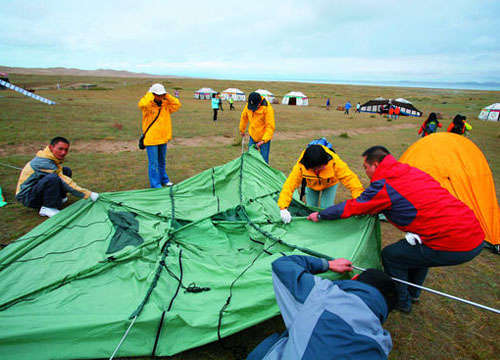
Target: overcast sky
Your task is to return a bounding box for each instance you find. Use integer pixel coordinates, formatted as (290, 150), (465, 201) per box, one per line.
(2, 0), (499, 83)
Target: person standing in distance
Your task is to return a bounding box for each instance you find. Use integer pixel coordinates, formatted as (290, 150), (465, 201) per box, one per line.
(239, 92), (275, 164)
(138, 83), (181, 188)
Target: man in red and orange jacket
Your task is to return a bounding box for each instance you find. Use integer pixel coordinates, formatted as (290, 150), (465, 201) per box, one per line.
(308, 145), (484, 313)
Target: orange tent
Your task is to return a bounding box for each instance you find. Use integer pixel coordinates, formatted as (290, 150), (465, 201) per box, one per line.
(400, 133), (499, 250)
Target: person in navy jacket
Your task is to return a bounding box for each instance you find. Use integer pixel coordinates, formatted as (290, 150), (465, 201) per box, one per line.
(307, 146), (484, 313)
(247, 255), (397, 360)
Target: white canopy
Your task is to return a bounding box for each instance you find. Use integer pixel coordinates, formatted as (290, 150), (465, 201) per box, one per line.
(255, 89), (275, 102)
(282, 91), (308, 106)
(221, 88), (245, 101)
(478, 103), (500, 122)
(194, 87), (216, 100)
(394, 98), (412, 104)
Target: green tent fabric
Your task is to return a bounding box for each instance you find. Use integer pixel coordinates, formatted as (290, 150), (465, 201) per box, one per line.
(0, 148), (381, 359)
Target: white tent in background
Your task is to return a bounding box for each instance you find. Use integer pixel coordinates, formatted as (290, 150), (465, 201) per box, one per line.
(221, 88), (246, 101)
(478, 103), (500, 122)
(282, 91), (308, 106)
(255, 89), (276, 103)
(194, 87), (217, 100)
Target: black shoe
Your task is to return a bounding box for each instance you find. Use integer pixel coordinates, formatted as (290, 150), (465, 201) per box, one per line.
(395, 302), (412, 314)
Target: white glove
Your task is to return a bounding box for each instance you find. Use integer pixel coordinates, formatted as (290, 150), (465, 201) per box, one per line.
(405, 232), (422, 246)
(280, 209), (292, 224)
(90, 192), (99, 202)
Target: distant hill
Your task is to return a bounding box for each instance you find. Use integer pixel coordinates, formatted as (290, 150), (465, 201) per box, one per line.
(0, 66), (178, 78)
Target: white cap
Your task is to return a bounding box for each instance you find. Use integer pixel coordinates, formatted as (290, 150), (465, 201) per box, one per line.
(149, 83), (167, 95)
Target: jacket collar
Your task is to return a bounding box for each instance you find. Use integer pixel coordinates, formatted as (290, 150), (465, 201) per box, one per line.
(371, 154), (398, 182)
(36, 146), (63, 165)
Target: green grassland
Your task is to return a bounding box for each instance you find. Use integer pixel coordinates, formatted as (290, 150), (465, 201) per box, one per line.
(0, 73), (499, 359)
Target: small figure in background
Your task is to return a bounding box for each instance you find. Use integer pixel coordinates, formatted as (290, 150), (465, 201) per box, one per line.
(418, 112), (442, 137)
(344, 100), (352, 115)
(326, 97), (330, 110)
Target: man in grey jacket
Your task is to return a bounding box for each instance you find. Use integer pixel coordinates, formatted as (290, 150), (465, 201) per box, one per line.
(247, 255), (397, 360)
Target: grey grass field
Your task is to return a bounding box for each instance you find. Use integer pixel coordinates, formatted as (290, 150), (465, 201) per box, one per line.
(0, 73), (499, 359)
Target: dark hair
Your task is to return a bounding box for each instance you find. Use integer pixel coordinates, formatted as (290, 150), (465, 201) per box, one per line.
(425, 112), (438, 124)
(50, 136), (70, 146)
(362, 146), (390, 164)
(357, 269), (398, 313)
(212, 93), (217, 98)
(453, 114), (465, 125)
(300, 145), (332, 169)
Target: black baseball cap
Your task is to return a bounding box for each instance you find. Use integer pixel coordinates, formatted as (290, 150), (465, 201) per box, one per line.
(248, 92), (262, 111)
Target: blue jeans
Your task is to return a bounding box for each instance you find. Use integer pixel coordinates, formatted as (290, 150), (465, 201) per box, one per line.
(248, 137), (270, 164)
(305, 184), (338, 208)
(382, 239), (483, 307)
(146, 144), (169, 188)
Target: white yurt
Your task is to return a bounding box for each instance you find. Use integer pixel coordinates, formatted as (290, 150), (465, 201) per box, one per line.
(478, 103), (500, 122)
(282, 91), (308, 106)
(194, 88), (216, 100)
(221, 88), (246, 101)
(255, 89), (275, 103)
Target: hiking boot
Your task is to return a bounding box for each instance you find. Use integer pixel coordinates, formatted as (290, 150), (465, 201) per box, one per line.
(39, 206), (60, 218)
(410, 296), (420, 304)
(395, 301), (412, 314)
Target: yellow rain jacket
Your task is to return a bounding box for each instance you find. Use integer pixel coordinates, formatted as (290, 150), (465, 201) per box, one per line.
(138, 92), (181, 146)
(16, 146), (91, 206)
(278, 145), (364, 209)
(239, 100), (275, 143)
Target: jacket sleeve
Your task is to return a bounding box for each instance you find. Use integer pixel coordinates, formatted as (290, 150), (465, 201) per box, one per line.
(138, 93), (153, 110)
(332, 156), (365, 198)
(447, 123), (454, 132)
(59, 173), (91, 199)
(239, 107), (249, 134)
(277, 163), (303, 209)
(418, 124), (424, 135)
(319, 180), (391, 220)
(164, 93), (181, 113)
(261, 105), (275, 143)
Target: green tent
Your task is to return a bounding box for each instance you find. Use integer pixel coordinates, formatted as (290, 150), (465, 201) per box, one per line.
(0, 148), (381, 359)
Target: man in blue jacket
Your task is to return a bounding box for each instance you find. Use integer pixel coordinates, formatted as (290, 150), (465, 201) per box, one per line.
(247, 255), (397, 360)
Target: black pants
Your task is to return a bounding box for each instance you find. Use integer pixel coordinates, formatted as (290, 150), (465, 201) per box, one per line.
(230, 103), (234, 110)
(28, 167), (72, 209)
(213, 109), (218, 121)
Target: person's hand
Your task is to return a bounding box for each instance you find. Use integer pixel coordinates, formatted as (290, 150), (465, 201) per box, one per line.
(405, 232), (422, 246)
(307, 212), (320, 222)
(328, 258), (353, 273)
(280, 209), (292, 224)
(240, 132), (245, 137)
(256, 141), (264, 149)
(90, 192), (99, 202)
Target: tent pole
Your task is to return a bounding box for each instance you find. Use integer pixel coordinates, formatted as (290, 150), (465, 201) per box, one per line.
(109, 316), (137, 360)
(352, 265), (500, 314)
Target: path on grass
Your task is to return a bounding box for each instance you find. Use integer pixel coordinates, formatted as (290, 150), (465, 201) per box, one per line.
(0, 124), (414, 156)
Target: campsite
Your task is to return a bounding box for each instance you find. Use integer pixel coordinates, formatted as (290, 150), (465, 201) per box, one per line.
(0, 69), (499, 360)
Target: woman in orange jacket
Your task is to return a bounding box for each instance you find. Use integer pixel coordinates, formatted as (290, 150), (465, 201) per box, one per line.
(138, 83), (181, 188)
(277, 144), (364, 223)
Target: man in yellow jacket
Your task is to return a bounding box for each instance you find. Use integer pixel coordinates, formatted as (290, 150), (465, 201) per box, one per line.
(239, 92), (275, 164)
(16, 137), (99, 217)
(138, 83), (181, 188)
(277, 144), (364, 223)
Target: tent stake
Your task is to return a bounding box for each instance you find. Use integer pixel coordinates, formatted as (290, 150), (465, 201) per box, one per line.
(109, 316), (137, 360)
(352, 265), (500, 314)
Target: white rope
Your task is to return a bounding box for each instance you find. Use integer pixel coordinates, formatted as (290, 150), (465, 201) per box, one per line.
(352, 265), (500, 314)
(0, 162), (22, 170)
(109, 316), (137, 360)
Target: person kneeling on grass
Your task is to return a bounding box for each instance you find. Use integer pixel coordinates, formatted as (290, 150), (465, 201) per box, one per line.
(307, 146), (484, 313)
(15, 136), (99, 218)
(246, 255), (396, 360)
(277, 143), (364, 224)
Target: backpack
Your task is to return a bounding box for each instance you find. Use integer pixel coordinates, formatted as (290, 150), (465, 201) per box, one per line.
(307, 137), (335, 152)
(425, 120), (438, 134)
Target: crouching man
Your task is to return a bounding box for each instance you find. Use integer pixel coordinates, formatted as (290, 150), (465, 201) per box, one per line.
(16, 137), (99, 217)
(247, 255), (396, 360)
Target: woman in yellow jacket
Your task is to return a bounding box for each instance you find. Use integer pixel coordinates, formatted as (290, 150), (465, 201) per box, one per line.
(278, 144), (364, 223)
(239, 92), (275, 164)
(138, 83), (181, 188)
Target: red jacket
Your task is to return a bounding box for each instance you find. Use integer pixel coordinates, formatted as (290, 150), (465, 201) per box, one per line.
(319, 155), (484, 251)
